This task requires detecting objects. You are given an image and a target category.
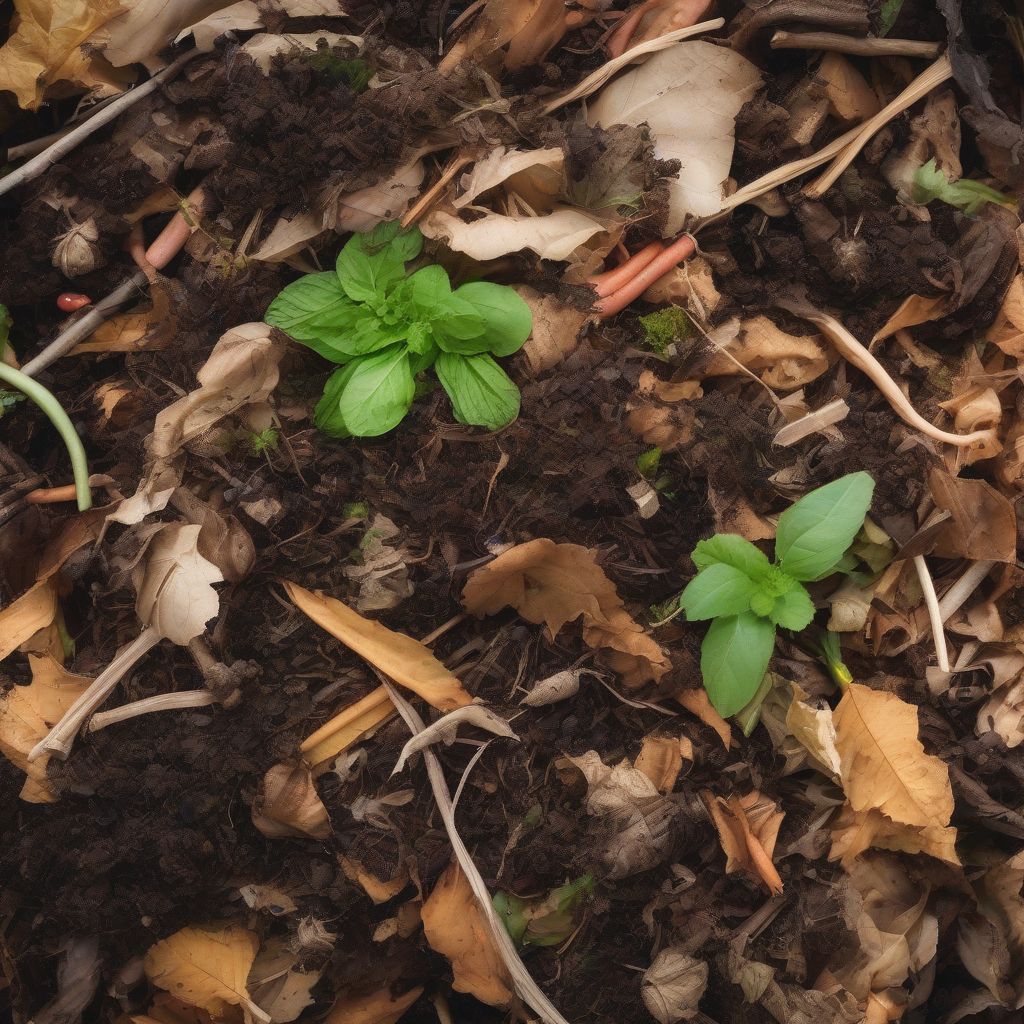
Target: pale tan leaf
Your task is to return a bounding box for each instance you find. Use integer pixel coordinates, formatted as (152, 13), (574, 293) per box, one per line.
(641, 948), (708, 1024)
(248, 936), (320, 1023)
(0, 654), (92, 803)
(587, 41), (761, 230)
(422, 861), (512, 1007)
(987, 273), (1024, 358)
(461, 539), (669, 687)
(784, 684), (842, 779)
(703, 315), (831, 390)
(674, 688), (731, 750)
(0, 579), (57, 662)
(252, 762), (331, 840)
(818, 52), (880, 121)
(872, 293), (953, 344)
(829, 804), (960, 868)
(455, 147), (565, 211)
(0, 0), (127, 109)
(325, 986), (423, 1024)
(300, 685), (395, 769)
(516, 287), (590, 375)
(132, 524), (223, 645)
(98, 1), (241, 68)
(634, 736), (684, 794)
(144, 926), (265, 1021)
(393, 706), (517, 773)
(241, 31), (361, 73)
(284, 582), (472, 711)
(833, 683), (955, 829)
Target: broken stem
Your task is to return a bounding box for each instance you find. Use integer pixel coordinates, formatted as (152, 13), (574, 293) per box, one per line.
(0, 363), (92, 510)
(88, 689), (215, 733)
(380, 678), (571, 1024)
(913, 555), (950, 673)
(938, 559), (997, 623)
(781, 304), (996, 449)
(770, 30), (944, 58)
(402, 156), (472, 227)
(28, 626), (161, 762)
(0, 51), (199, 199)
(595, 233), (696, 317)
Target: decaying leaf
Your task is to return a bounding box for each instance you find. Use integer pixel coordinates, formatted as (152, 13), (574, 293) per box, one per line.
(300, 685), (395, 770)
(641, 948), (708, 1024)
(144, 925), (266, 1022)
(421, 861), (513, 1008)
(284, 582), (472, 711)
(634, 735), (685, 794)
(703, 316), (831, 390)
(758, 678), (841, 779)
(0, 0), (128, 109)
(462, 539), (670, 686)
(702, 790), (785, 894)
(338, 855), (409, 905)
(520, 668), (585, 707)
(325, 986), (423, 1024)
(248, 937), (320, 1024)
(587, 41), (762, 230)
(674, 688), (731, 750)
(343, 514), (413, 613)
(832, 683), (958, 865)
(132, 524), (223, 646)
(241, 31), (361, 73)
(987, 273), (1024, 358)
(563, 751), (679, 879)
(829, 805), (960, 869)
(252, 762), (331, 840)
(516, 287), (590, 375)
(392, 705), (517, 774)
(0, 654), (92, 803)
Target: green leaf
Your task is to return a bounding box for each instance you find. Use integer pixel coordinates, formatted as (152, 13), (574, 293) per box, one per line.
(700, 612), (776, 717)
(691, 534), (771, 579)
(441, 281), (533, 356)
(680, 563), (759, 621)
(767, 586), (815, 630)
(880, 0), (904, 35)
(265, 273), (362, 358)
(775, 472), (875, 581)
(911, 159), (1016, 215)
(336, 222), (421, 302)
(435, 352), (520, 430)
(315, 347), (415, 437)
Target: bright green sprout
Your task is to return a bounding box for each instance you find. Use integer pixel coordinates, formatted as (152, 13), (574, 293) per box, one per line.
(639, 306), (695, 355)
(679, 472), (875, 716)
(265, 222), (532, 438)
(912, 159), (1016, 215)
(247, 427), (280, 456)
(493, 874), (594, 948)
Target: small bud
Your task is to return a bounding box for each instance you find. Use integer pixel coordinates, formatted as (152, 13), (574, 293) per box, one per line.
(52, 217), (102, 278)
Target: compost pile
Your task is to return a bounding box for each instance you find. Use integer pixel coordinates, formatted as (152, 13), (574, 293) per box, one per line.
(2, 1), (1024, 1022)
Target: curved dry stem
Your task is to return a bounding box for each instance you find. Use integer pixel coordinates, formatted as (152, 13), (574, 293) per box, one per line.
(781, 303), (997, 449)
(938, 559), (997, 623)
(88, 689), (214, 733)
(913, 555), (950, 672)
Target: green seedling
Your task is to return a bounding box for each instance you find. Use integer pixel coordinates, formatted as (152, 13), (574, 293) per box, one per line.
(247, 427), (280, 456)
(493, 874), (594, 948)
(265, 222), (532, 437)
(912, 159), (1017, 215)
(679, 472), (874, 716)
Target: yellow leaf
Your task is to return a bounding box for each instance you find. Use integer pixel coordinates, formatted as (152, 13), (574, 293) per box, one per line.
(0, 0), (127, 109)
(0, 579), (57, 662)
(300, 685), (395, 770)
(284, 582), (472, 712)
(338, 855), (409, 905)
(833, 683), (955, 831)
(634, 736), (684, 794)
(421, 861), (512, 1008)
(144, 925), (265, 1021)
(462, 539), (669, 686)
(829, 804), (959, 868)
(325, 986), (423, 1024)
(0, 654), (92, 803)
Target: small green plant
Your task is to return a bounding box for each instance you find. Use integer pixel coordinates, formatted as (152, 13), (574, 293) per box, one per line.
(265, 222), (532, 438)
(639, 306), (694, 355)
(679, 472), (874, 716)
(912, 159), (1017, 215)
(246, 427), (280, 456)
(305, 41), (373, 90)
(493, 874), (593, 948)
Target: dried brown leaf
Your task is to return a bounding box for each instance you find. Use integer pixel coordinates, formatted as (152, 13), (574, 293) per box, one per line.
(252, 762), (331, 840)
(325, 986), (423, 1024)
(829, 804), (959, 868)
(674, 688), (731, 750)
(516, 287), (590, 375)
(634, 735), (684, 793)
(703, 316), (831, 390)
(703, 790), (785, 894)
(462, 539), (669, 686)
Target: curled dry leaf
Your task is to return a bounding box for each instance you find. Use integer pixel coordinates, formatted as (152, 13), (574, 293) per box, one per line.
(462, 539), (670, 687)
(758, 678), (841, 780)
(702, 790), (785, 894)
(132, 524), (223, 646)
(634, 735), (685, 794)
(926, 468), (1017, 563)
(829, 805), (960, 869)
(587, 41), (762, 230)
(455, 147), (565, 211)
(520, 668), (585, 707)
(144, 925), (267, 1023)
(987, 273), (1024, 358)
(338, 855), (409, 905)
(703, 316), (831, 390)
(516, 287), (590, 376)
(171, 487), (256, 584)
(252, 762), (331, 840)
(392, 705), (518, 774)
(674, 688), (731, 750)
(248, 937), (321, 1024)
(421, 861), (513, 1008)
(872, 293), (954, 344)
(0, 654), (92, 803)
(832, 683), (958, 864)
(343, 514), (413, 613)
(284, 581), (472, 711)
(324, 986), (424, 1024)
(564, 751), (678, 879)
(641, 948), (708, 1024)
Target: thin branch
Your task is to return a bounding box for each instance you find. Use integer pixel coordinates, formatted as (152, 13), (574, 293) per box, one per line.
(0, 51), (199, 199)
(380, 677), (571, 1024)
(938, 559), (997, 623)
(773, 398), (850, 447)
(913, 555), (950, 672)
(88, 689), (214, 733)
(770, 30), (943, 58)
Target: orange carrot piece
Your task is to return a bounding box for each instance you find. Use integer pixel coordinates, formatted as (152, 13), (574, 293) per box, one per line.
(25, 483), (79, 504)
(595, 233), (696, 317)
(588, 241), (665, 297)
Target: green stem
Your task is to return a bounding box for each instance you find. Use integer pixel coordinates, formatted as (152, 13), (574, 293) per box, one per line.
(0, 362), (91, 510)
